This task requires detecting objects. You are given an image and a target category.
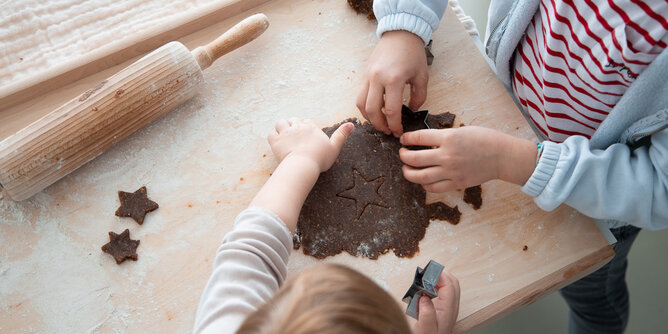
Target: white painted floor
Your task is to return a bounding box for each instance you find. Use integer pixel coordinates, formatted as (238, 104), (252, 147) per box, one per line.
(451, 1), (668, 332)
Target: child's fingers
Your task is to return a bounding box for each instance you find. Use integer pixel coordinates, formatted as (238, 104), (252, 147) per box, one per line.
(402, 165), (446, 185)
(399, 147), (440, 167)
(356, 81), (371, 120)
(303, 119), (316, 127)
(408, 74), (428, 111)
(414, 296), (439, 334)
(275, 119), (290, 133)
(422, 179), (456, 193)
(436, 270), (458, 289)
(447, 271), (461, 303)
(437, 271), (460, 316)
(436, 271), (461, 302)
(400, 129), (443, 147)
(432, 272), (459, 307)
(384, 83), (405, 137)
(431, 271), (460, 334)
(365, 83), (391, 135)
(329, 122), (354, 152)
(268, 129), (279, 140)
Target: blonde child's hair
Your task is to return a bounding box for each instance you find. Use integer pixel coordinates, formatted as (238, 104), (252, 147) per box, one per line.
(237, 263), (411, 334)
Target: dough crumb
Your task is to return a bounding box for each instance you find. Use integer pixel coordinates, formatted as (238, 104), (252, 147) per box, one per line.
(347, 0), (375, 20)
(464, 185), (483, 210)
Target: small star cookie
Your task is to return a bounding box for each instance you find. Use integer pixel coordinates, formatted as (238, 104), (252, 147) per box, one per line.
(101, 229), (140, 264)
(115, 186), (159, 224)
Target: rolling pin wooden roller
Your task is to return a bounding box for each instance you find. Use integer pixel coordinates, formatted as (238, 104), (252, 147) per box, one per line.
(0, 14), (269, 201)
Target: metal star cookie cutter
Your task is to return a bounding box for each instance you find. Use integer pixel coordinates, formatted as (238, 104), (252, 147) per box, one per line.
(402, 259), (445, 319)
(425, 39), (434, 65)
(401, 105), (431, 150)
(401, 105), (430, 132)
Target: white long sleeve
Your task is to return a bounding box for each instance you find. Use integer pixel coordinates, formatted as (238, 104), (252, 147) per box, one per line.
(193, 207), (292, 334)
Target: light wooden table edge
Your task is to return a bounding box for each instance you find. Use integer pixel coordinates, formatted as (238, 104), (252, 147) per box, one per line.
(454, 244), (615, 333)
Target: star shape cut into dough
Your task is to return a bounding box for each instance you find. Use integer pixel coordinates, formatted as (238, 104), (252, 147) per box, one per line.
(101, 229), (140, 264)
(336, 169), (388, 219)
(115, 186), (159, 225)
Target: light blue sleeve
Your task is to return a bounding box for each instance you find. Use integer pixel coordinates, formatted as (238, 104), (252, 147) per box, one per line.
(521, 130), (668, 230)
(373, 0), (448, 44)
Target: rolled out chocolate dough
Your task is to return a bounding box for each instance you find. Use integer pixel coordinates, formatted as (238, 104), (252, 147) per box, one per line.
(294, 113), (460, 259)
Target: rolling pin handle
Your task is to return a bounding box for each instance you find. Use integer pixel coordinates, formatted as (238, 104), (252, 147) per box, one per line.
(192, 13), (269, 70)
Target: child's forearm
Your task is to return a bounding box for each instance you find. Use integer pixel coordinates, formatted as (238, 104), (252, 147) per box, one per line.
(249, 154), (320, 232)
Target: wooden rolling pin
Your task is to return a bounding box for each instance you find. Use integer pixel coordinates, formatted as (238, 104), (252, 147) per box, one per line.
(0, 14), (269, 201)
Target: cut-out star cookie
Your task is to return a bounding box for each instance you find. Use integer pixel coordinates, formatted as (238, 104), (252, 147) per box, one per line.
(337, 169), (388, 219)
(101, 229), (140, 264)
(115, 186), (159, 224)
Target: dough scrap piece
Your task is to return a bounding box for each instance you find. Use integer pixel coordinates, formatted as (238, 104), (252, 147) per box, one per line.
(115, 186), (159, 224)
(426, 112), (456, 129)
(101, 229), (140, 264)
(347, 0), (375, 20)
(427, 202), (461, 225)
(295, 114), (460, 259)
(464, 185), (483, 210)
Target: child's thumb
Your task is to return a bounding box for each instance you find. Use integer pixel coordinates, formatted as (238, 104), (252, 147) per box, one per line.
(413, 296), (438, 334)
(330, 122), (354, 151)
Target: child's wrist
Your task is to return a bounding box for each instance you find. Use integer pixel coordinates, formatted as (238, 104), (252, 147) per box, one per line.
(382, 30), (424, 44)
(498, 137), (538, 185)
(253, 152), (322, 230)
(281, 153), (322, 175)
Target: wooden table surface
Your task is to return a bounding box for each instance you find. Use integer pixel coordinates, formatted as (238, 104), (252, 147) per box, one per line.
(0, 0), (614, 332)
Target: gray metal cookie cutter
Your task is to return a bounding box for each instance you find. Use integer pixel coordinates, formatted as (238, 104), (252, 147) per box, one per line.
(425, 39), (434, 65)
(402, 259), (445, 319)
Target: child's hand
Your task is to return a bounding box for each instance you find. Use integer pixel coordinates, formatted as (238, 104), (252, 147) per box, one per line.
(399, 126), (538, 192)
(268, 119), (354, 172)
(413, 270), (460, 334)
(356, 30), (429, 138)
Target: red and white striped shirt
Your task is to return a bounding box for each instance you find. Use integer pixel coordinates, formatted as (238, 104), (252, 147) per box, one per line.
(512, 0), (668, 142)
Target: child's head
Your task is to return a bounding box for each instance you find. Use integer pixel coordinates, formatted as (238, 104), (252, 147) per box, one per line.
(237, 263), (411, 334)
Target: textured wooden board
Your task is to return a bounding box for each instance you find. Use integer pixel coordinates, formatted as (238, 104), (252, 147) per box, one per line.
(0, 0), (270, 134)
(0, 0), (613, 333)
